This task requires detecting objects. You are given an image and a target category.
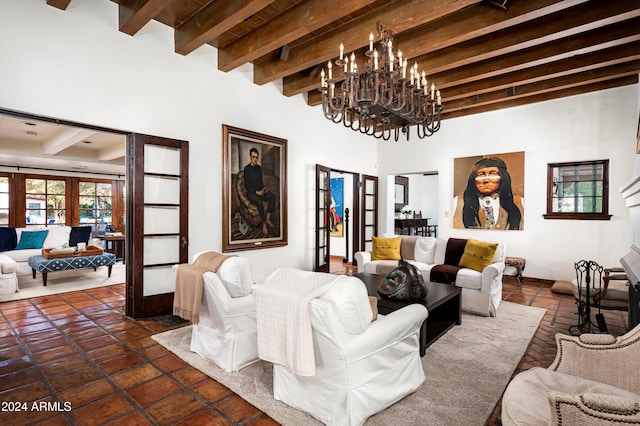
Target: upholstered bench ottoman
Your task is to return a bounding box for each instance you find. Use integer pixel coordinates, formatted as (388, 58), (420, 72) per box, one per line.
(28, 253), (117, 286)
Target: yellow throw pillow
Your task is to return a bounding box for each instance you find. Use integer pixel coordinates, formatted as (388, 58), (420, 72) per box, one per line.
(371, 236), (402, 261)
(458, 238), (499, 272)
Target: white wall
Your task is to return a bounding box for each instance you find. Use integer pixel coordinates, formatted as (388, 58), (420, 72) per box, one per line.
(1, 1), (638, 283)
(0, 0), (378, 283)
(408, 174), (439, 225)
(378, 84), (640, 281)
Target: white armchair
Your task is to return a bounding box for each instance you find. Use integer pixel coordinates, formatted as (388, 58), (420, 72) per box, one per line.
(0, 253), (18, 294)
(175, 252), (259, 372)
(501, 325), (640, 425)
(269, 272), (428, 426)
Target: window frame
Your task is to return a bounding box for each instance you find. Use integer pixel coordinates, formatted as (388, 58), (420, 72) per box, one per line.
(78, 179), (114, 236)
(544, 159), (612, 220)
(0, 173), (8, 226)
(24, 175), (68, 227)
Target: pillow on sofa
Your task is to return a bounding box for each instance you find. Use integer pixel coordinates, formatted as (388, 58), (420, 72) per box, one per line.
(69, 226), (92, 247)
(371, 236), (402, 261)
(444, 238), (468, 266)
(0, 227), (17, 252)
(458, 238), (499, 272)
(15, 230), (49, 250)
(414, 237), (437, 264)
(42, 226), (71, 248)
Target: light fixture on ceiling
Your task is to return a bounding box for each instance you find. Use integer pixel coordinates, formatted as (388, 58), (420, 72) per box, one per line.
(26, 130), (38, 136)
(319, 22), (442, 141)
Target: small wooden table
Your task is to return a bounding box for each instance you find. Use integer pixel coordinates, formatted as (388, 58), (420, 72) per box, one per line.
(103, 235), (125, 264)
(394, 218), (429, 236)
(355, 272), (461, 356)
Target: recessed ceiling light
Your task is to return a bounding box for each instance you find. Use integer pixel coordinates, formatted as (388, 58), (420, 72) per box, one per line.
(24, 122), (37, 126)
(82, 140), (92, 144)
(26, 130), (38, 136)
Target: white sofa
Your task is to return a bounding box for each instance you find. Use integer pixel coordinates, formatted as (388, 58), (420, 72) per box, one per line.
(354, 235), (506, 317)
(0, 226), (99, 293)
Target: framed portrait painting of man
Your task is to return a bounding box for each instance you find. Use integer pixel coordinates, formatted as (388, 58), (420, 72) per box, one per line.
(453, 151), (525, 230)
(222, 125), (288, 252)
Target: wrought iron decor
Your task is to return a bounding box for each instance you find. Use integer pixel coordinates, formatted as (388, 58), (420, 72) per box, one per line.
(571, 259), (607, 335)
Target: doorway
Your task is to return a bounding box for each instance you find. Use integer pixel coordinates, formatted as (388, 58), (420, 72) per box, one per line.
(0, 109), (190, 318)
(388, 172), (439, 235)
(315, 165), (378, 273)
(328, 170), (355, 273)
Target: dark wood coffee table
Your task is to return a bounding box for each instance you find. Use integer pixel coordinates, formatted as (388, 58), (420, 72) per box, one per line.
(355, 272), (461, 356)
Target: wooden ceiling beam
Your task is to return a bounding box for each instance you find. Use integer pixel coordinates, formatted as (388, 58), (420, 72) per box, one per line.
(440, 28), (640, 99)
(411, 1), (640, 82)
(218, 0), (380, 72)
(282, 0), (595, 97)
(46, 0), (71, 10)
(292, 0), (640, 98)
(118, 0), (169, 36)
(305, 40), (640, 107)
(443, 62), (640, 112)
(440, 75), (638, 120)
(376, 0), (588, 71)
(175, 0), (276, 56)
(433, 38), (640, 90)
(444, 55), (640, 102)
(252, 0), (483, 85)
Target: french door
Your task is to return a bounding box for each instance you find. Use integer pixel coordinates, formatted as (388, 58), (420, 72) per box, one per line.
(315, 165), (376, 270)
(360, 174), (378, 254)
(126, 134), (189, 318)
(315, 164), (331, 272)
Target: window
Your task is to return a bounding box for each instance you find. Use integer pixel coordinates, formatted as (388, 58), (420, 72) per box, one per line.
(0, 175), (8, 226)
(25, 178), (66, 226)
(544, 160), (611, 220)
(79, 180), (113, 235)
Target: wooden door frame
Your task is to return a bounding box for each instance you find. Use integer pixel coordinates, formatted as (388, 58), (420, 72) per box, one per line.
(126, 133), (189, 318)
(315, 165), (363, 271)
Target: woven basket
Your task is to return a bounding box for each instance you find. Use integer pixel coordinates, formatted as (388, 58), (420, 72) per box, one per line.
(42, 245), (104, 259)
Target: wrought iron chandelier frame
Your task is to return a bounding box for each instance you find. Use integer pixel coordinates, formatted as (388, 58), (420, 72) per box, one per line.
(319, 23), (442, 141)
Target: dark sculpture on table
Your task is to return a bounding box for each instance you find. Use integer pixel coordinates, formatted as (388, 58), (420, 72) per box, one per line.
(378, 259), (428, 302)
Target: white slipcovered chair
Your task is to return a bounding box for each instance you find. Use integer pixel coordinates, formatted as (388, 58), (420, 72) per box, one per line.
(260, 269), (428, 426)
(0, 253), (18, 294)
(501, 324), (640, 425)
(174, 252), (258, 372)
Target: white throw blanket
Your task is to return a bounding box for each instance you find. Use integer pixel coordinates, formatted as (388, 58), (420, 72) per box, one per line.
(256, 268), (341, 376)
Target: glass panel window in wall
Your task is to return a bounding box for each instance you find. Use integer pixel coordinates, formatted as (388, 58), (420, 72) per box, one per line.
(545, 160), (611, 220)
(26, 178), (66, 226)
(0, 176), (8, 226)
(79, 181), (113, 235)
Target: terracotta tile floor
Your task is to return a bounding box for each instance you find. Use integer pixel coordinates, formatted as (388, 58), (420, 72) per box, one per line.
(0, 261), (629, 425)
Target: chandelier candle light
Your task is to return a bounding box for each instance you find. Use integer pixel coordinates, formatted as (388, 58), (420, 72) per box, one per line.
(320, 22), (442, 141)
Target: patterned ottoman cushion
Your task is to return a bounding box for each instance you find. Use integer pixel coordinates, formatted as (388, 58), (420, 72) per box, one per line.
(28, 253), (117, 273)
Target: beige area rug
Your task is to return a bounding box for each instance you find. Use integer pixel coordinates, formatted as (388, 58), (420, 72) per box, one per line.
(0, 263), (126, 302)
(152, 301), (546, 426)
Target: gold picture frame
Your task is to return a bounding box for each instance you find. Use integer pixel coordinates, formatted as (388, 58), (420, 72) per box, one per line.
(222, 125), (288, 252)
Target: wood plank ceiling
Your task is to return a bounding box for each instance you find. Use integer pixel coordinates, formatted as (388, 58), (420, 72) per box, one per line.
(47, 0), (640, 121)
